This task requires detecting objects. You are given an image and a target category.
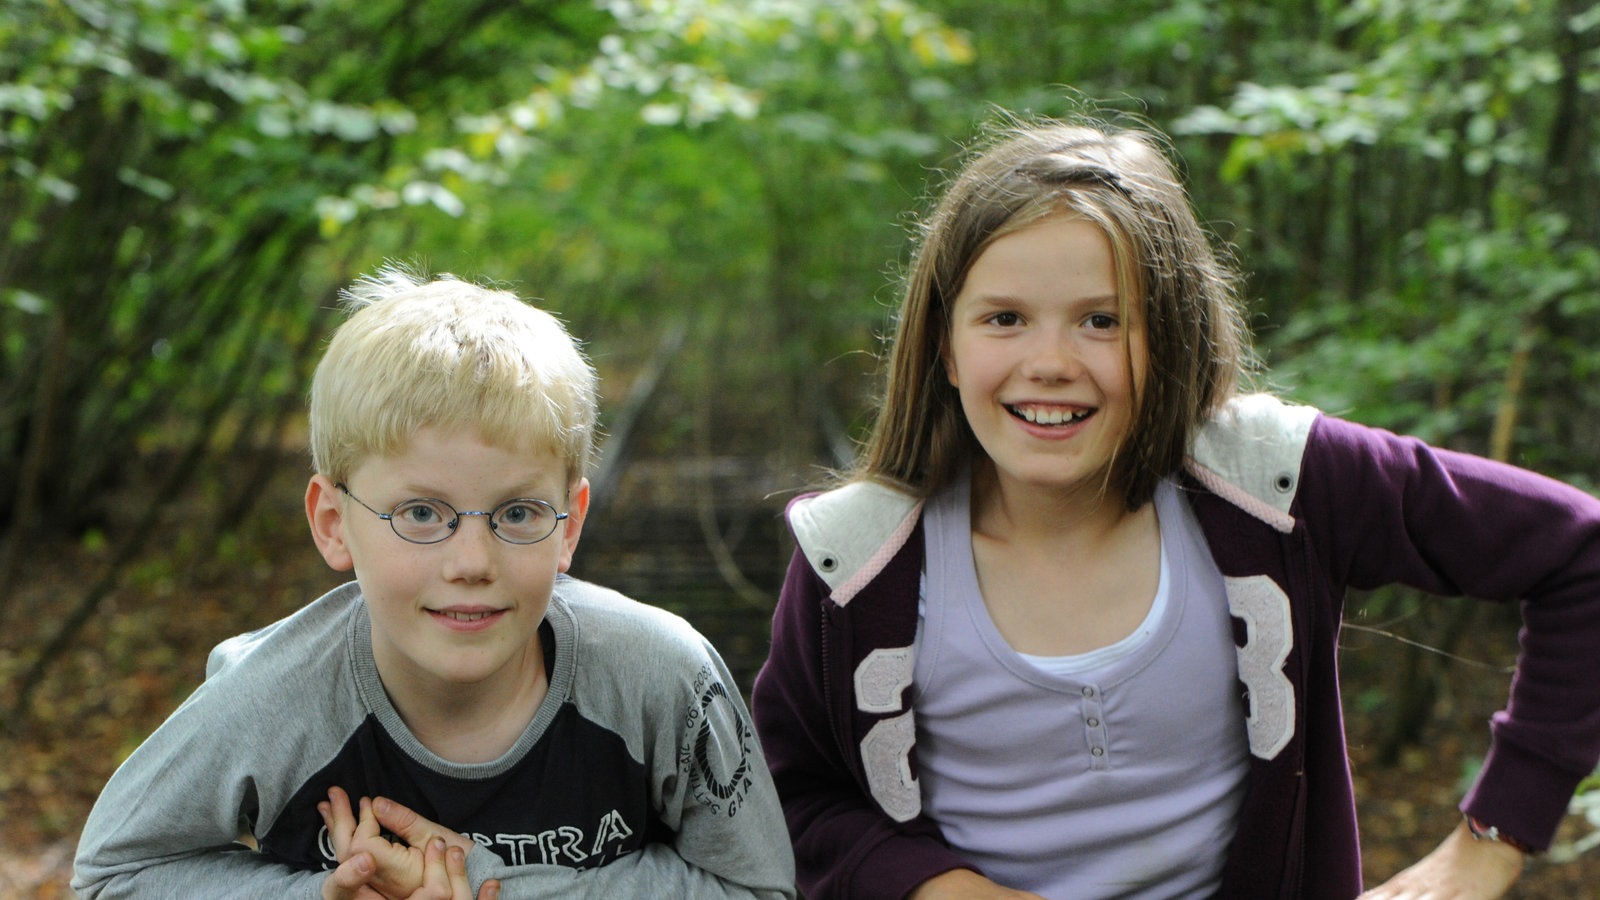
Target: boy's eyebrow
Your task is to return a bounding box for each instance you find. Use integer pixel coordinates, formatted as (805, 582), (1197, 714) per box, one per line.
(388, 480), (561, 501)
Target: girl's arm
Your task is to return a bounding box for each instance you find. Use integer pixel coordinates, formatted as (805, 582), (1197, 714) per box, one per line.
(1301, 414), (1600, 856)
(752, 549), (974, 900)
(1356, 818), (1523, 900)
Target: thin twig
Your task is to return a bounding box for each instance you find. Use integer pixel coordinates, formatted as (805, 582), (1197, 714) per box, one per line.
(1340, 621), (1514, 674)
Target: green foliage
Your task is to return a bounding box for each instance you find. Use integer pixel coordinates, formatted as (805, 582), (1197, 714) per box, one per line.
(4, 0), (1596, 582)
(0, 0), (987, 645)
(1169, 0), (1600, 480)
(369, 0), (983, 453)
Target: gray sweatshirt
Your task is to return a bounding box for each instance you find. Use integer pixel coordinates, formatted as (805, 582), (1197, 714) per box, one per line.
(74, 576), (796, 899)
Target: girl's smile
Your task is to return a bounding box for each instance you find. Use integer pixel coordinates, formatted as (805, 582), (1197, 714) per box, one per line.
(1009, 403), (1093, 424)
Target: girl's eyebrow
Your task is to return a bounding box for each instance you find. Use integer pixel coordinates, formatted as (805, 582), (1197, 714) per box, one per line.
(963, 292), (1120, 309)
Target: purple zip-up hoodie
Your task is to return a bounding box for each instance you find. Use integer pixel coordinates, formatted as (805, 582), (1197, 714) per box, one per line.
(751, 394), (1600, 899)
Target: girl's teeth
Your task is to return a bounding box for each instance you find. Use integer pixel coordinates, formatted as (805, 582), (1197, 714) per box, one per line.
(1012, 406), (1090, 425)
(442, 610), (491, 621)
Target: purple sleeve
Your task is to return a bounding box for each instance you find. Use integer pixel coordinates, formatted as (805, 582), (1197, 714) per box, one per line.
(752, 548), (971, 899)
(1300, 414), (1600, 849)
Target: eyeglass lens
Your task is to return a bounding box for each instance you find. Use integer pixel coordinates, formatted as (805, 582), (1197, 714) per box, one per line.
(389, 498), (561, 544)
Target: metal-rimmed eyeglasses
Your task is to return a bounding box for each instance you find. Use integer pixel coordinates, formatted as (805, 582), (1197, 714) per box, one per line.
(336, 483), (568, 545)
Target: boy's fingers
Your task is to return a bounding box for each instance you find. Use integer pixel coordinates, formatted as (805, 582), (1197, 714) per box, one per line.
(374, 796), (473, 851)
(321, 787), (359, 858)
(356, 795), (383, 840)
(445, 844), (466, 878)
(476, 879), (501, 900)
(444, 845), (477, 900)
(321, 852), (374, 900)
(373, 795), (426, 840)
(408, 838), (477, 900)
(420, 838), (448, 891)
(327, 787), (356, 829)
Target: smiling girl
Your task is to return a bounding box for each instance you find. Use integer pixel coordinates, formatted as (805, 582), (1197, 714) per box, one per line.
(751, 112), (1600, 899)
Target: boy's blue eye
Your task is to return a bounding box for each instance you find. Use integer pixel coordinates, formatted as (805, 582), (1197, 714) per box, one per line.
(400, 503), (442, 524)
(500, 503), (537, 525)
(493, 500), (559, 541)
(387, 499), (457, 541)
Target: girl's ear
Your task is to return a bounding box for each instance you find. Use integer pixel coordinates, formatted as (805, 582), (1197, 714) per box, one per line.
(555, 477), (590, 574)
(306, 475), (355, 572)
(940, 333), (959, 387)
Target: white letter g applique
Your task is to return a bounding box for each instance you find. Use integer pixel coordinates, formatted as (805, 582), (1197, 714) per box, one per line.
(855, 647), (920, 822)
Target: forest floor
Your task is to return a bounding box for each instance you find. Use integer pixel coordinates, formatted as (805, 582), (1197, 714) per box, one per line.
(2, 456), (1598, 898)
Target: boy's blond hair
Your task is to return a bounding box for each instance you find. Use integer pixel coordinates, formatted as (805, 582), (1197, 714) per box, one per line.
(308, 266), (599, 486)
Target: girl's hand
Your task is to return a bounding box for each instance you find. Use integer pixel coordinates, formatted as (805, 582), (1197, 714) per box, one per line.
(319, 786), (499, 900)
(1356, 818), (1523, 900)
(908, 868), (1049, 899)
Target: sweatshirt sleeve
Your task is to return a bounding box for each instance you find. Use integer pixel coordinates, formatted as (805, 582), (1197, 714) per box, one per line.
(71, 656), (332, 899)
(518, 593), (797, 899)
(463, 841), (790, 898)
(73, 593), (361, 899)
(633, 630), (795, 898)
(752, 548), (973, 899)
(1299, 414), (1600, 849)
(73, 845), (325, 900)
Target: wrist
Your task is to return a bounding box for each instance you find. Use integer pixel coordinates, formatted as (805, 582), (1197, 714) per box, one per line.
(907, 868), (989, 899)
(1464, 813), (1535, 856)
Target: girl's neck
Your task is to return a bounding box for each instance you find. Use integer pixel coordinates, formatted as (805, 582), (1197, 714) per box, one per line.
(967, 460), (1163, 656)
(970, 460), (1139, 546)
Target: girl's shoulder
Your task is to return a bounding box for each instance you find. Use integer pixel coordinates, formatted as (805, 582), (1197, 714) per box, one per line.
(1193, 393), (1320, 460)
(1185, 393), (1322, 532)
(786, 479), (922, 600)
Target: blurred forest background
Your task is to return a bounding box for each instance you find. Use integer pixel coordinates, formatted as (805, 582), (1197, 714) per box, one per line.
(4, 0), (1600, 895)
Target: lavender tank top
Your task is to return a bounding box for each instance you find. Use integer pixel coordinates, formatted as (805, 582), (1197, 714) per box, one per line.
(912, 476), (1248, 899)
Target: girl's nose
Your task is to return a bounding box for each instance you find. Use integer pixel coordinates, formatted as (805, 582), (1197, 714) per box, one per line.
(1022, 330), (1083, 382)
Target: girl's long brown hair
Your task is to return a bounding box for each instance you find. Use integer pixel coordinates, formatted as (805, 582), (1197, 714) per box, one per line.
(853, 113), (1255, 509)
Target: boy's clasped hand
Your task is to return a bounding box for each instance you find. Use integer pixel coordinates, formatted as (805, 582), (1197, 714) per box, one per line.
(318, 786), (500, 900)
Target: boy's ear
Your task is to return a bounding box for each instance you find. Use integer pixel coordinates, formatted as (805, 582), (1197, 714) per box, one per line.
(306, 475), (355, 572)
(556, 477), (590, 574)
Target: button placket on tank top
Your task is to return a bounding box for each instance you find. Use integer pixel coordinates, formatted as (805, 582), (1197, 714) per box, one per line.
(1080, 683), (1109, 769)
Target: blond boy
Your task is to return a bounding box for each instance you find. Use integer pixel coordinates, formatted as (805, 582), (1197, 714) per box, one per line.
(74, 268), (795, 899)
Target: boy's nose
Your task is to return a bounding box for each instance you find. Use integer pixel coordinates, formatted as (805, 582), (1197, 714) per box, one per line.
(443, 515), (499, 582)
